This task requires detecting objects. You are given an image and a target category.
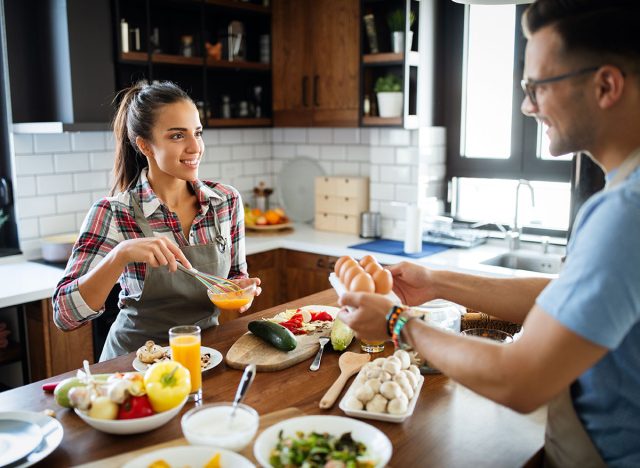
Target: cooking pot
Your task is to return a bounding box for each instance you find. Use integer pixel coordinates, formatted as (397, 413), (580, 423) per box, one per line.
(41, 233), (77, 262)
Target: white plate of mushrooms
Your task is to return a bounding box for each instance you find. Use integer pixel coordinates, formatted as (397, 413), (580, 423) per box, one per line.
(132, 340), (222, 373)
(339, 350), (424, 423)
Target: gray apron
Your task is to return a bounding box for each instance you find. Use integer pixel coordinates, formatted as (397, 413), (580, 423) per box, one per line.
(100, 193), (231, 361)
(544, 148), (640, 467)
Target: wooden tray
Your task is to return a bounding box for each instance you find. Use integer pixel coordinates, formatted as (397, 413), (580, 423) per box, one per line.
(75, 407), (304, 467)
(245, 222), (293, 232)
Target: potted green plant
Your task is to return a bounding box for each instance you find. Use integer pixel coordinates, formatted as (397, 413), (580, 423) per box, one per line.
(387, 9), (416, 53)
(374, 74), (403, 118)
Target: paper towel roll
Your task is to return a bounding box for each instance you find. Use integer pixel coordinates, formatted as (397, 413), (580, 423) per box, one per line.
(404, 204), (422, 254)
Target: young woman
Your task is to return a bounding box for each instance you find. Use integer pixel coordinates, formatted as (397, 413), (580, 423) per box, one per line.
(53, 81), (260, 361)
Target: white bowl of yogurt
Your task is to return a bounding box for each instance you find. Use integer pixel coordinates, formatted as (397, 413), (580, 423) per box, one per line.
(181, 402), (259, 452)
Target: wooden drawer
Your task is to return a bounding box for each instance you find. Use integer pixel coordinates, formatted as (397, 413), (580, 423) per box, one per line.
(315, 176), (336, 195)
(332, 214), (359, 234)
(315, 212), (338, 231)
(334, 177), (368, 197)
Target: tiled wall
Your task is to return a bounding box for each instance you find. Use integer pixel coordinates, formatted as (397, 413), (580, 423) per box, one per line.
(12, 126), (445, 258)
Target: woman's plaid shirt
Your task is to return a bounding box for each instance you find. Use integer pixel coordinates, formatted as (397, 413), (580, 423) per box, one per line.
(53, 169), (247, 330)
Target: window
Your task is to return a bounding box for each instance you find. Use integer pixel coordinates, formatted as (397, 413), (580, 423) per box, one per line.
(440, 4), (572, 233)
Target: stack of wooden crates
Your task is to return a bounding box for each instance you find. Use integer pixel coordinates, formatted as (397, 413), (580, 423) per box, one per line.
(315, 176), (369, 234)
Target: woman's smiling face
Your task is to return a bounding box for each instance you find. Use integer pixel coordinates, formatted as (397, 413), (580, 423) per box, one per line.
(140, 99), (204, 181)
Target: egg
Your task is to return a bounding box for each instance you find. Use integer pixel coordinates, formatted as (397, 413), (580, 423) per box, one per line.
(372, 268), (393, 294)
(342, 264), (365, 288)
(364, 261), (382, 276)
(350, 272), (375, 292)
(359, 255), (377, 268)
(338, 258), (358, 279)
(334, 256), (349, 276)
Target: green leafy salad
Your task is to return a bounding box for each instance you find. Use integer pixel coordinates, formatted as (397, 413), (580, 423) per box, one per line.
(269, 430), (376, 468)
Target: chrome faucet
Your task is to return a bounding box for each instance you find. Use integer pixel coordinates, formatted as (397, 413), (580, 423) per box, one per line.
(508, 179), (535, 250)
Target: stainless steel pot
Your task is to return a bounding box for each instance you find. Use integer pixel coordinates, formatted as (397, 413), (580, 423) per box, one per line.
(360, 211), (381, 238)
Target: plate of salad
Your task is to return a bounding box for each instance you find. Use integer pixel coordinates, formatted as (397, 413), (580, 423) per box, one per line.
(253, 415), (392, 468)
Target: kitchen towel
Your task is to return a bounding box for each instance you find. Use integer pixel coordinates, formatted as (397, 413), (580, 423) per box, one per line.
(349, 239), (450, 259)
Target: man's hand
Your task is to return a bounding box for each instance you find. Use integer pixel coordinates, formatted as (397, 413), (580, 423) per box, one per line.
(388, 262), (437, 306)
(338, 292), (393, 342)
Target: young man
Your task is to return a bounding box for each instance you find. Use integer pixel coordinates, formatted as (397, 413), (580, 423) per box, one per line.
(339, 1), (640, 466)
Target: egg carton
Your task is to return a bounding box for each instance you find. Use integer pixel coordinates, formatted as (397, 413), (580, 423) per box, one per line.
(328, 272), (402, 304)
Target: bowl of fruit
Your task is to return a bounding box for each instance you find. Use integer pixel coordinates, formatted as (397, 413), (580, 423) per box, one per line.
(57, 360), (191, 435)
(244, 206), (291, 231)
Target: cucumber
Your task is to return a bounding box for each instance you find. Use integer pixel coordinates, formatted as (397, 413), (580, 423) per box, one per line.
(248, 320), (297, 351)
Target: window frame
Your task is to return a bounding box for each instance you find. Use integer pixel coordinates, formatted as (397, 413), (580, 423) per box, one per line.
(438, 3), (572, 224)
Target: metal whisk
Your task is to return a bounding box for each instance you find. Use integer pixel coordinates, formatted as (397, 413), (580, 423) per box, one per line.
(176, 263), (241, 294)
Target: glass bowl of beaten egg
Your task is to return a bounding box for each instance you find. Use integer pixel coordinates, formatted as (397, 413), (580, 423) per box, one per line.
(207, 283), (256, 310)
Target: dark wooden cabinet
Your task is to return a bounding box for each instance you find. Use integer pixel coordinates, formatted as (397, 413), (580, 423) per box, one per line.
(282, 250), (339, 302)
(272, 0), (360, 127)
(25, 300), (94, 381)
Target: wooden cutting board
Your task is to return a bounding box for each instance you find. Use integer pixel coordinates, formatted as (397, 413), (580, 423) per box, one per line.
(225, 329), (329, 372)
(75, 407), (304, 467)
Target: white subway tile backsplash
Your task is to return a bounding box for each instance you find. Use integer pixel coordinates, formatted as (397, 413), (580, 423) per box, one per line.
(308, 128), (332, 144)
(56, 193), (93, 214)
(295, 145), (320, 159)
(254, 143), (272, 159)
(379, 165), (411, 184)
(90, 151), (115, 171)
(332, 162), (360, 176)
(370, 147), (394, 164)
(318, 161), (333, 174)
(333, 129), (360, 144)
(198, 163), (221, 180)
(347, 146), (369, 162)
(242, 129), (266, 144)
(54, 152), (90, 173)
(370, 183), (395, 201)
(360, 128), (379, 145)
(231, 175), (254, 192)
(219, 129), (243, 144)
(242, 160), (267, 176)
(17, 197), (56, 218)
(369, 165), (380, 183)
(320, 145), (347, 161)
(76, 212), (89, 230)
(396, 147), (419, 165)
(71, 132), (106, 152)
(272, 144), (296, 159)
(20, 239), (42, 260)
(232, 145), (254, 160)
(419, 126), (446, 146)
(73, 172), (108, 192)
(206, 145), (232, 162)
(91, 191), (107, 203)
(39, 214), (77, 237)
(220, 161), (243, 179)
(16, 176), (36, 197)
(12, 134), (33, 154)
(36, 174), (74, 195)
(104, 132), (116, 150)
(271, 128), (284, 143)
(34, 134), (71, 153)
(283, 128), (306, 143)
(18, 217), (39, 239)
(358, 163), (370, 178)
(395, 185), (418, 203)
(15, 154), (54, 175)
(202, 129), (220, 146)
(379, 129), (410, 146)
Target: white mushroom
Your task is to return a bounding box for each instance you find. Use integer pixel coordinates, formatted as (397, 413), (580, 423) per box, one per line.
(365, 378), (382, 394)
(379, 371), (392, 382)
(354, 371), (368, 385)
(363, 362), (378, 371)
(365, 394), (388, 413)
(397, 378), (414, 399)
(393, 350), (412, 369)
(388, 395), (409, 414)
(408, 364), (421, 378)
(379, 381), (403, 400)
(344, 396), (364, 411)
(382, 359), (401, 376)
(366, 368), (382, 380)
(386, 356), (402, 367)
(373, 357), (386, 367)
(355, 384), (375, 403)
(402, 370), (419, 389)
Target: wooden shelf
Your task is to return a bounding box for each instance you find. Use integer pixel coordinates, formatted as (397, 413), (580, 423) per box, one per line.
(206, 58), (271, 71)
(152, 54), (204, 66)
(120, 51), (148, 63)
(207, 118), (272, 127)
(205, 0), (271, 14)
(362, 116), (403, 126)
(363, 53), (404, 65)
(0, 342), (22, 366)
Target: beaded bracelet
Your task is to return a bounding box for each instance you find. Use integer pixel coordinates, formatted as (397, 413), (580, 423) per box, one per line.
(391, 310), (424, 350)
(385, 305), (406, 336)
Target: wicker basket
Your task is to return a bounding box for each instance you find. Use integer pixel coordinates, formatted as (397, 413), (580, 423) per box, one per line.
(461, 309), (522, 336)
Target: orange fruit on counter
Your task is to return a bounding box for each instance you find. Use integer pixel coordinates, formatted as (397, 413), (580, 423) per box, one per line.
(265, 210), (281, 224)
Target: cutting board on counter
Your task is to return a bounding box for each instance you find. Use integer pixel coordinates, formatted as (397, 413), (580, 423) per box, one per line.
(226, 305), (339, 372)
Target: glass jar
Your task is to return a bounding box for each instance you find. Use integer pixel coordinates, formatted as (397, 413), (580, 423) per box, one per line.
(412, 299), (463, 374)
(180, 35), (193, 57)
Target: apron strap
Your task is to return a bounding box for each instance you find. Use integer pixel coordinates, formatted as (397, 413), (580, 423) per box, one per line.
(130, 192), (155, 238)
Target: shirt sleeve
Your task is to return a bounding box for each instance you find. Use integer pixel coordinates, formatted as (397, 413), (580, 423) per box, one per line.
(52, 199), (122, 330)
(536, 188), (640, 349)
(228, 189), (248, 279)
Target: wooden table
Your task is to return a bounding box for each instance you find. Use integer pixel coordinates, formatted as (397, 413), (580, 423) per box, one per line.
(0, 290), (545, 467)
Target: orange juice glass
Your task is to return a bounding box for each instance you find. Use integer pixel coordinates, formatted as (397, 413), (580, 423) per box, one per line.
(360, 339), (385, 353)
(169, 325), (202, 402)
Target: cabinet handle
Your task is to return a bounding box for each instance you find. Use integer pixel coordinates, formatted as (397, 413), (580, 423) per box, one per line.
(316, 258), (326, 269)
(313, 75), (319, 106)
(302, 76), (309, 107)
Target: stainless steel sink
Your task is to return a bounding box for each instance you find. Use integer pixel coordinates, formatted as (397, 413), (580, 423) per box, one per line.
(481, 250), (563, 274)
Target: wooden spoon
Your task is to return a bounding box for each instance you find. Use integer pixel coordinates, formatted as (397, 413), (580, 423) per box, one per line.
(319, 352), (371, 409)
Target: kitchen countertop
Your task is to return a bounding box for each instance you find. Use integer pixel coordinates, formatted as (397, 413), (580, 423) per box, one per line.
(0, 223), (563, 308)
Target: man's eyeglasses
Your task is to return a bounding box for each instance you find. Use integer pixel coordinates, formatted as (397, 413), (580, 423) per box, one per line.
(520, 66), (601, 106)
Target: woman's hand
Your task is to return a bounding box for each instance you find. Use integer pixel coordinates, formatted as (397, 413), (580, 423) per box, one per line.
(228, 277), (262, 314)
(338, 292), (393, 342)
(110, 238), (192, 272)
(388, 262), (437, 306)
